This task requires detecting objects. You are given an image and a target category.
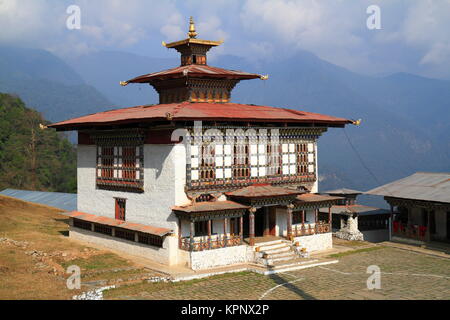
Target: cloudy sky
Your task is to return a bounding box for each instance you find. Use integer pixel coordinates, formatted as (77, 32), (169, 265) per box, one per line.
(1, 0), (450, 79)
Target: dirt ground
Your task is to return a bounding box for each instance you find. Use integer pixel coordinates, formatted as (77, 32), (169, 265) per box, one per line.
(0, 195), (158, 299)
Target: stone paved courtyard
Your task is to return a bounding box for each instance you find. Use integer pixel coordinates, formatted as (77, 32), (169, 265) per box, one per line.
(105, 246), (450, 300)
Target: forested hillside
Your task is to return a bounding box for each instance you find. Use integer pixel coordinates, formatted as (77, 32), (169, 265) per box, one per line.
(0, 93), (76, 193)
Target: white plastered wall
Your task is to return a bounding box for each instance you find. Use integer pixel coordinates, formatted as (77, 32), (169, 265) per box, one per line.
(275, 208), (315, 237)
(77, 143), (190, 233)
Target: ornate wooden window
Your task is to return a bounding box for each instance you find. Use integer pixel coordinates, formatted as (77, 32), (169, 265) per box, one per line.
(115, 228), (135, 241)
(93, 224), (113, 236)
(138, 233), (163, 247)
(73, 219), (92, 231)
(187, 128), (322, 191)
(94, 131), (144, 192)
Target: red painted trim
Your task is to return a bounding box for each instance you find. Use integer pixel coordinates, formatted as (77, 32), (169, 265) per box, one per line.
(78, 132), (94, 145)
(145, 129), (183, 144)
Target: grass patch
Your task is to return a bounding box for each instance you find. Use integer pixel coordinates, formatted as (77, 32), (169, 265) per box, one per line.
(328, 246), (386, 258)
(60, 253), (129, 271)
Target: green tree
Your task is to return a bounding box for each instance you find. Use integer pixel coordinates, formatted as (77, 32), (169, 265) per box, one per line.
(0, 93), (76, 193)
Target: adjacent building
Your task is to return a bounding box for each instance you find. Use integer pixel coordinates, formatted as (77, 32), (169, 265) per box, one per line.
(319, 189), (391, 243)
(49, 18), (353, 270)
(367, 172), (450, 244)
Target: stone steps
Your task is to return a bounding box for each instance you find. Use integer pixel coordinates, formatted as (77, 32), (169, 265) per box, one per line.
(254, 240), (315, 269)
(255, 241), (288, 252)
(265, 251), (297, 260)
(259, 245), (292, 256)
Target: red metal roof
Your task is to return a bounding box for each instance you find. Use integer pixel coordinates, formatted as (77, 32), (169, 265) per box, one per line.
(49, 101), (352, 130)
(63, 211), (172, 236)
(172, 201), (249, 213)
(125, 64), (261, 84)
(226, 185), (304, 199)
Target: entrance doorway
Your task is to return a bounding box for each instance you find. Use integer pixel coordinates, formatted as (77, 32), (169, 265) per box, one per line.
(243, 207), (276, 237)
(255, 208), (264, 237)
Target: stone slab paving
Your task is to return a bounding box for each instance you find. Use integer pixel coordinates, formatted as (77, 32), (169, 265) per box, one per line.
(108, 247), (450, 300)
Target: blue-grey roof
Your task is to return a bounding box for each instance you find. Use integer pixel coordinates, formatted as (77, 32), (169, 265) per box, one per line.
(366, 172), (450, 204)
(0, 189), (77, 212)
(329, 204), (390, 216)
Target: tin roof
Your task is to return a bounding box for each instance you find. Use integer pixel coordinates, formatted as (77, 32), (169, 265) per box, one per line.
(63, 211), (172, 236)
(124, 64), (262, 84)
(328, 204), (390, 216)
(49, 101), (351, 131)
(0, 189), (77, 212)
(172, 201), (249, 213)
(366, 172), (450, 204)
(226, 185), (304, 199)
(296, 193), (343, 203)
(322, 188), (362, 195)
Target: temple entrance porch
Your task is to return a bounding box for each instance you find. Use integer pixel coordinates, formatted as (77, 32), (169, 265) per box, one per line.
(243, 207), (276, 238)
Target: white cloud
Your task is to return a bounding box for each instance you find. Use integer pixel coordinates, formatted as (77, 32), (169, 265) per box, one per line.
(1, 0), (450, 78)
(401, 0), (450, 66)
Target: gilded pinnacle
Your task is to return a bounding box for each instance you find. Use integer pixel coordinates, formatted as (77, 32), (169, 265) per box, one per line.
(188, 16), (198, 38)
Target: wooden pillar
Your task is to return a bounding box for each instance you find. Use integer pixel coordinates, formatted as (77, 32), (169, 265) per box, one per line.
(178, 217), (182, 249)
(207, 219), (212, 249)
(389, 205), (394, 241)
(239, 215), (244, 244)
(264, 207), (270, 236)
(426, 209), (431, 242)
(223, 218), (228, 247)
(314, 208), (319, 234)
(287, 204), (294, 241)
(249, 207), (256, 246)
(328, 206), (332, 225)
(190, 220), (195, 251)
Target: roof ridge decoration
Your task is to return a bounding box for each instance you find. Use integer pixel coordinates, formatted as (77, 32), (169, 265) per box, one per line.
(162, 16), (224, 49)
(119, 17), (271, 104)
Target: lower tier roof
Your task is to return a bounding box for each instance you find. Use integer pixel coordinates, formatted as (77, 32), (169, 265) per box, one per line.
(49, 101), (352, 131)
(63, 211), (172, 237)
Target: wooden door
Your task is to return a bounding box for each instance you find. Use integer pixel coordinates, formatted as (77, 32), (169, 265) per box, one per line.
(115, 198), (126, 221)
(269, 208), (277, 236)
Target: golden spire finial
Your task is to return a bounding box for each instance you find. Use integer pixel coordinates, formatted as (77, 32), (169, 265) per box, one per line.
(188, 16), (198, 38)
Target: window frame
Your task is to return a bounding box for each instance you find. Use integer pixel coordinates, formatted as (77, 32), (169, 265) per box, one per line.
(96, 144), (144, 192)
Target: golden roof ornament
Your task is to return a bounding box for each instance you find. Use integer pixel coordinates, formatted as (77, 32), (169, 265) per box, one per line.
(188, 16), (198, 39)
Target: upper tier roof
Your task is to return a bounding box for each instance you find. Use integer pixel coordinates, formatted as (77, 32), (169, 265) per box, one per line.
(122, 64), (263, 85)
(49, 101), (352, 131)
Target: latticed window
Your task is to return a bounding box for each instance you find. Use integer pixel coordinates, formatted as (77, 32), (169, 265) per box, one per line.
(187, 128), (320, 190)
(281, 142), (316, 176)
(96, 144), (144, 190)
